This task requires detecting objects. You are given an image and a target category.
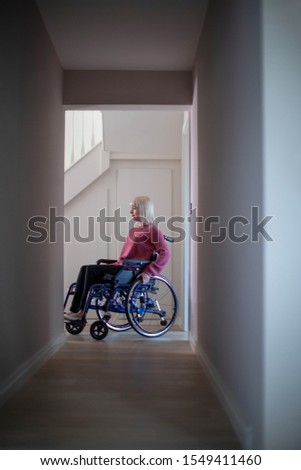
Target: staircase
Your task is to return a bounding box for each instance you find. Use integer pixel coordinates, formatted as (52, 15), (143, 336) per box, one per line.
(64, 111), (110, 205)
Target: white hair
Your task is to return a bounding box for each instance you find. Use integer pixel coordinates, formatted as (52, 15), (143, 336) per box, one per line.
(132, 196), (154, 225)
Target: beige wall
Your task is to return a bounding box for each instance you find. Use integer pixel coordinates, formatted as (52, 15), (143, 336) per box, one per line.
(191, 0), (264, 448)
(191, 0), (301, 450)
(0, 0), (64, 404)
(262, 0), (301, 449)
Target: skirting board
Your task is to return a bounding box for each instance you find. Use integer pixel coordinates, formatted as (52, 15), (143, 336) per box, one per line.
(0, 333), (66, 407)
(190, 334), (253, 449)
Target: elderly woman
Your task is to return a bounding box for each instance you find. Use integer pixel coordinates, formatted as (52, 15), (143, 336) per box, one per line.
(64, 196), (170, 321)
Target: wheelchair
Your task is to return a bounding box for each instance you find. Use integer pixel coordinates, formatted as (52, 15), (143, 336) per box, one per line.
(64, 245), (178, 340)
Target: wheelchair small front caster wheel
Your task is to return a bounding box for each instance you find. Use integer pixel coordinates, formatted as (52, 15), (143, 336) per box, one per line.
(65, 321), (85, 335)
(160, 319), (168, 326)
(90, 320), (109, 340)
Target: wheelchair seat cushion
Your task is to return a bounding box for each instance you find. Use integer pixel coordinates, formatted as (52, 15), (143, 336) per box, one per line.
(113, 269), (135, 285)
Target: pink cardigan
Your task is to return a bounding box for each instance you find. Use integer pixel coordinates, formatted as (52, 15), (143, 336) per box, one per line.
(117, 224), (170, 277)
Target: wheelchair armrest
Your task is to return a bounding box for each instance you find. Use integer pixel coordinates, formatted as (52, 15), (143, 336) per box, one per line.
(96, 259), (118, 265)
(122, 259), (151, 270)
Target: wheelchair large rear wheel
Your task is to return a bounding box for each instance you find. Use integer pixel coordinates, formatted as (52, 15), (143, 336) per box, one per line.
(96, 288), (131, 332)
(126, 275), (178, 338)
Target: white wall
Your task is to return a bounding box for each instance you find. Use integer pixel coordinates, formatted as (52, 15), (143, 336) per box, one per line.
(262, 0), (301, 449)
(192, 0), (301, 450)
(192, 0), (264, 448)
(0, 0), (64, 404)
(64, 111), (184, 326)
(103, 110), (183, 158)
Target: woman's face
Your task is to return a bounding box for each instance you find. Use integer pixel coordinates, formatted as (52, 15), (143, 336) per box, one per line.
(130, 202), (140, 221)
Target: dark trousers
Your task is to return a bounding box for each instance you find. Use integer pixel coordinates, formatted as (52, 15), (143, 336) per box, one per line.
(70, 264), (122, 312)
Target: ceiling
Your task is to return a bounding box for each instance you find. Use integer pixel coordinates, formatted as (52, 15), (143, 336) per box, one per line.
(35, 0), (208, 71)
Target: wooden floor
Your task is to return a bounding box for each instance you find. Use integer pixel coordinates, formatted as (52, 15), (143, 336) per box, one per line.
(0, 330), (241, 449)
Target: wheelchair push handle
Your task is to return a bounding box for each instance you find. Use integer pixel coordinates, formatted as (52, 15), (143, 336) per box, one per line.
(164, 235), (174, 243)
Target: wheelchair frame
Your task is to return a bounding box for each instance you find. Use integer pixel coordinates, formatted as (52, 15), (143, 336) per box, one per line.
(64, 258), (178, 340)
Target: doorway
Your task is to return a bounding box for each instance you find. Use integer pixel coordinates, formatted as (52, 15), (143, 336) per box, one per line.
(63, 108), (190, 331)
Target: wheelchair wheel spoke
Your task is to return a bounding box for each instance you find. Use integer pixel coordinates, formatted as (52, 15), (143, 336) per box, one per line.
(126, 275), (178, 338)
(97, 288), (131, 332)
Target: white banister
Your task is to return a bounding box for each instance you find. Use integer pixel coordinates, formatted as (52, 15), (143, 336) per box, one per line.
(64, 110), (103, 171)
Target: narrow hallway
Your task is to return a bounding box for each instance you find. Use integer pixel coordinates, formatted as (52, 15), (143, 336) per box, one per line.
(0, 331), (240, 449)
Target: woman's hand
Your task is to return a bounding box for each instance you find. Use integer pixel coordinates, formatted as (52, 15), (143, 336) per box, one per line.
(137, 272), (150, 284)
